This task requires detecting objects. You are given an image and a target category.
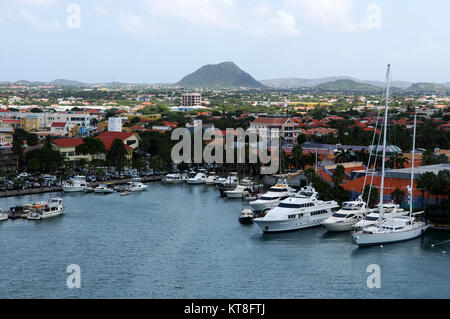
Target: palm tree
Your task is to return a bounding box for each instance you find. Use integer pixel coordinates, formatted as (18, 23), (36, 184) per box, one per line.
(332, 165), (346, 188)
(386, 152), (409, 169)
(334, 148), (357, 164)
(391, 188), (406, 205)
(416, 172), (437, 209)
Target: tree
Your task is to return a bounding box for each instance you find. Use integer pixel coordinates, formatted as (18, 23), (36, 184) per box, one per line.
(25, 148), (63, 173)
(332, 165), (346, 188)
(362, 185), (379, 207)
(421, 149), (436, 166)
(416, 172), (437, 209)
(334, 148), (357, 164)
(106, 139), (127, 170)
(386, 152), (409, 169)
(75, 137), (106, 161)
(391, 188), (406, 205)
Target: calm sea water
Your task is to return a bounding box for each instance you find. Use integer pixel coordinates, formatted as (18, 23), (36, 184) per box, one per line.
(0, 182), (449, 299)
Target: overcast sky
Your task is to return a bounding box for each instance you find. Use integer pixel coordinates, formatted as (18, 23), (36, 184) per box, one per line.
(0, 0), (449, 83)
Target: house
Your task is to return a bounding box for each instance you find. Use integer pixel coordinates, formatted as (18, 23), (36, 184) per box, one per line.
(52, 131), (141, 162)
(249, 117), (301, 145)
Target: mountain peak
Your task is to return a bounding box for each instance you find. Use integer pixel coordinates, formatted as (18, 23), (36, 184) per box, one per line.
(177, 62), (265, 89)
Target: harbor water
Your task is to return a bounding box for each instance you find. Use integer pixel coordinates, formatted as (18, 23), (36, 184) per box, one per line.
(0, 182), (449, 298)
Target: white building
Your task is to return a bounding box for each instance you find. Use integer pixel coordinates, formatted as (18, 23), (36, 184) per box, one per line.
(108, 117), (123, 132)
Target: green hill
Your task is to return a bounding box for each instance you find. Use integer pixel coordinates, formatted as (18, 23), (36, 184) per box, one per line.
(408, 82), (449, 92)
(177, 62), (265, 89)
(314, 79), (382, 93)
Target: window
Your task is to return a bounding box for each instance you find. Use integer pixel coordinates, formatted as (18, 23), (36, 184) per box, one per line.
(288, 215), (296, 219)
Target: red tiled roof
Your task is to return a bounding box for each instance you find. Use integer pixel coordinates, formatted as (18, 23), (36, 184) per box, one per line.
(53, 138), (83, 148)
(51, 122), (67, 128)
(97, 131), (136, 140)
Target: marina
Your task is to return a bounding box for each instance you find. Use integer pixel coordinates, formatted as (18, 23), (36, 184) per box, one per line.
(0, 181), (448, 298)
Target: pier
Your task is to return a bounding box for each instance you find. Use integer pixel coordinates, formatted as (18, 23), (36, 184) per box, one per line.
(0, 175), (163, 198)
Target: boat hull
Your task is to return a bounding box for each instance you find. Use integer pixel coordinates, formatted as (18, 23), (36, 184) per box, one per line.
(27, 210), (63, 220)
(322, 221), (356, 232)
(353, 225), (430, 246)
(62, 186), (86, 192)
(238, 217), (253, 225)
(254, 215), (330, 233)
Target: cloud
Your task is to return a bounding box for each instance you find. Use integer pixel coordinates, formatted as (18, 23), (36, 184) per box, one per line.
(141, 0), (239, 30)
(118, 12), (160, 35)
(122, 0), (300, 38)
(12, 0), (59, 6)
(20, 9), (64, 32)
(92, 4), (111, 16)
(287, 0), (381, 31)
(248, 5), (300, 38)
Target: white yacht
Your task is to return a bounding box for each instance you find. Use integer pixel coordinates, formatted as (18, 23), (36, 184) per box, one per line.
(62, 176), (87, 192)
(249, 180), (295, 212)
(238, 208), (254, 224)
(253, 186), (339, 233)
(205, 173), (220, 185)
(215, 173), (239, 189)
(126, 181), (148, 192)
(353, 203), (407, 230)
(162, 173), (187, 184)
(224, 185), (251, 199)
(27, 198), (64, 220)
(321, 198), (369, 232)
(186, 171), (208, 184)
(94, 184), (114, 194)
(353, 66), (429, 246)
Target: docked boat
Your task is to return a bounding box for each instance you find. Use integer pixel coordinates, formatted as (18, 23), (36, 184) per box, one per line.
(224, 185), (251, 199)
(216, 173), (239, 193)
(249, 180), (295, 212)
(94, 184), (114, 194)
(186, 170), (208, 184)
(6, 206), (28, 220)
(253, 185), (339, 233)
(353, 66), (429, 246)
(321, 198), (369, 232)
(84, 187), (95, 193)
(238, 209), (254, 224)
(27, 198), (64, 220)
(162, 173), (188, 184)
(0, 212), (7, 221)
(127, 181), (148, 192)
(353, 204), (407, 230)
(205, 173), (220, 185)
(62, 176), (87, 192)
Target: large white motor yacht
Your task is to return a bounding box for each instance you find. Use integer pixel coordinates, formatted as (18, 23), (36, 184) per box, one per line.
(249, 180), (295, 212)
(62, 176), (87, 192)
(321, 198), (369, 232)
(253, 185), (339, 233)
(27, 198), (64, 220)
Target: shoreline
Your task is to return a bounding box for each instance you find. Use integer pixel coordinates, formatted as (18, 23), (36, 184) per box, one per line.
(0, 175), (163, 198)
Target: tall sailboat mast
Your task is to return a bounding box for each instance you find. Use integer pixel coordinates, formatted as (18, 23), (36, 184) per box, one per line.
(379, 64), (391, 218)
(409, 111), (417, 217)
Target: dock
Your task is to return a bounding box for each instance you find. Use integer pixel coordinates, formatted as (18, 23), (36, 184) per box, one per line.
(0, 175), (163, 198)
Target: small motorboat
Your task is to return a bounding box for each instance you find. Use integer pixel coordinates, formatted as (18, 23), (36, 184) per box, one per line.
(238, 209), (254, 224)
(94, 184), (115, 194)
(0, 212), (8, 221)
(27, 198), (64, 220)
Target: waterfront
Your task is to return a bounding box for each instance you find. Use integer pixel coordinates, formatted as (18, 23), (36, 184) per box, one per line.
(0, 182), (449, 299)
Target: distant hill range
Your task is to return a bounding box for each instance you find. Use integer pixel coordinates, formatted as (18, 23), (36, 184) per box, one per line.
(261, 76), (450, 92)
(313, 79), (383, 93)
(177, 62), (265, 89)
